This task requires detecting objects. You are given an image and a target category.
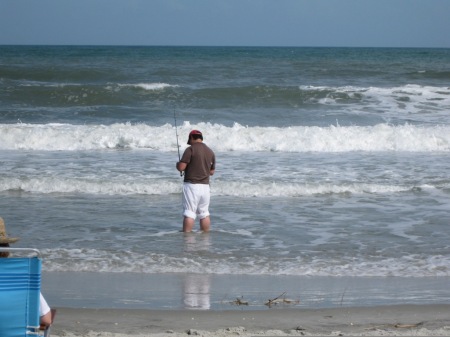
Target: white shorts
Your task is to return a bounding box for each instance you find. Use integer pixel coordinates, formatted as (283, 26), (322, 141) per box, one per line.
(182, 183), (211, 220)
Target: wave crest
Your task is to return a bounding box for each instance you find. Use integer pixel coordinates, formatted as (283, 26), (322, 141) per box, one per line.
(1, 122), (449, 152)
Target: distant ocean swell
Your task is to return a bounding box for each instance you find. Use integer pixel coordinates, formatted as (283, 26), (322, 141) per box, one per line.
(4, 82), (450, 109)
(1, 122), (449, 152)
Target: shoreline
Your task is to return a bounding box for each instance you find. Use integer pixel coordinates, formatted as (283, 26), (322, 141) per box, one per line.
(43, 272), (450, 335)
(51, 304), (450, 336)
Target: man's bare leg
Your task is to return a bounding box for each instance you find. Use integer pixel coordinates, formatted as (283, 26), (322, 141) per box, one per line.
(199, 216), (211, 232)
(183, 216), (195, 232)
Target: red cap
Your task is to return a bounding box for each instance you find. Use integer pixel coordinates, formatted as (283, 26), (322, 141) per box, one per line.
(189, 130), (202, 136)
(187, 130), (203, 144)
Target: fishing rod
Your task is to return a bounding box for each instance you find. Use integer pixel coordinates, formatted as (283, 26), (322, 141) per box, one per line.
(174, 110), (183, 176)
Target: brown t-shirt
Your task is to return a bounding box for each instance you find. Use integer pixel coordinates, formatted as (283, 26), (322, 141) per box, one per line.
(181, 142), (215, 184)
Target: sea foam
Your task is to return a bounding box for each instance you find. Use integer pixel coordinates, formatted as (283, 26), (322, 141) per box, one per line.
(41, 248), (450, 277)
(0, 176), (444, 197)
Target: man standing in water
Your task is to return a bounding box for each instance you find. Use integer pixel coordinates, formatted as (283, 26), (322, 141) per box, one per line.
(176, 130), (215, 232)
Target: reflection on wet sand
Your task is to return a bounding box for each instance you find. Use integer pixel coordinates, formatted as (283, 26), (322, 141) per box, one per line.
(183, 233), (211, 310)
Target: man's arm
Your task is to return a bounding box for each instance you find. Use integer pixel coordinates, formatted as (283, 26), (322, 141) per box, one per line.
(40, 311), (52, 327)
(210, 154), (215, 176)
(176, 161), (187, 172)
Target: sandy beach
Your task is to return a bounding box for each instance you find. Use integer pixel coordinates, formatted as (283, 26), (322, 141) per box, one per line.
(49, 304), (450, 337)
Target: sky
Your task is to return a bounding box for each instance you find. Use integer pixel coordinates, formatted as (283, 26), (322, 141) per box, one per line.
(1, 0), (449, 48)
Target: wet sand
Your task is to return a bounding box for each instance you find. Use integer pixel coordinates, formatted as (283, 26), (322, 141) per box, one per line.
(51, 304), (450, 336)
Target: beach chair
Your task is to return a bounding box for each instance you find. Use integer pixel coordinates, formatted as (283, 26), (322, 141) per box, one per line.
(0, 247), (47, 337)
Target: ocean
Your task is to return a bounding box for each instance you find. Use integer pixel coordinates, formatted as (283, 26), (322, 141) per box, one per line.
(1, 46), (449, 310)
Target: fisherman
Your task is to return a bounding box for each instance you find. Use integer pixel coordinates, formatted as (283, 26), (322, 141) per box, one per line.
(176, 130), (215, 232)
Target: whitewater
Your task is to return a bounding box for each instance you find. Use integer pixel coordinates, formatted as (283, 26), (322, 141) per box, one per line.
(1, 122), (449, 152)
